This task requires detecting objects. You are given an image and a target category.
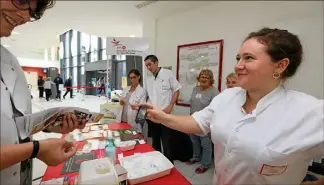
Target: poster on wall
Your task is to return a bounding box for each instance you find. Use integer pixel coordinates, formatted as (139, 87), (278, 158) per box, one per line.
(106, 37), (149, 56)
(176, 40), (224, 107)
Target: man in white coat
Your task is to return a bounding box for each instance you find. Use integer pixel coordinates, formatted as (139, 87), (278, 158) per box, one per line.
(145, 55), (193, 163)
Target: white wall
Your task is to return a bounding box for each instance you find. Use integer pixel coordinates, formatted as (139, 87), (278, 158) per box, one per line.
(17, 57), (60, 69)
(154, 1), (324, 115)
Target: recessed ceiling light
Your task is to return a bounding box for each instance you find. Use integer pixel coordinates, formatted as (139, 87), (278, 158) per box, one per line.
(129, 35), (135, 37)
(12, 31), (20, 35)
(3, 44), (10, 48)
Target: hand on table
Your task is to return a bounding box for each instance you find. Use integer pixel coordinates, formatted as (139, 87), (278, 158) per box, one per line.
(47, 114), (86, 134)
(37, 138), (79, 166)
(136, 103), (168, 124)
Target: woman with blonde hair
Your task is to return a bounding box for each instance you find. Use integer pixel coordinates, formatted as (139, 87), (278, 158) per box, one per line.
(187, 69), (218, 173)
(226, 72), (238, 88)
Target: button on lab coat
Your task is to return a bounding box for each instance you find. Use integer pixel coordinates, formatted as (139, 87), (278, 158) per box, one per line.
(118, 85), (147, 136)
(1, 46), (33, 185)
(146, 68), (181, 109)
(192, 86), (324, 185)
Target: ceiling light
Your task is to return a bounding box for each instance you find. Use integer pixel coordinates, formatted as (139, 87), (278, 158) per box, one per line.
(12, 31), (20, 35)
(129, 35), (135, 37)
(3, 44), (10, 48)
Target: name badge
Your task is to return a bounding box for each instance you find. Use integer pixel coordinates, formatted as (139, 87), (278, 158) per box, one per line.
(195, 94), (202, 99)
(162, 86), (169, 90)
(260, 164), (288, 176)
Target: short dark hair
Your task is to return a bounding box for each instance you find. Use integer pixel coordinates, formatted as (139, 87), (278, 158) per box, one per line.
(128, 69), (142, 83)
(244, 27), (303, 79)
(34, 0), (55, 20)
(144, 55), (159, 63)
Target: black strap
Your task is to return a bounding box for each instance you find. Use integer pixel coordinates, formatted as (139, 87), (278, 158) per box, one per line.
(29, 140), (40, 159)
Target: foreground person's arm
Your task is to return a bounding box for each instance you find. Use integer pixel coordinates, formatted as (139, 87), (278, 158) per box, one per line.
(0, 142), (34, 170)
(160, 113), (202, 134)
(1, 138), (78, 171)
(143, 101), (215, 134)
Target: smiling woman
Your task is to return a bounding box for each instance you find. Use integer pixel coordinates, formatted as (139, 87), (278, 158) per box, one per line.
(0, 0), (54, 36)
(0, 1), (86, 185)
(141, 28), (324, 184)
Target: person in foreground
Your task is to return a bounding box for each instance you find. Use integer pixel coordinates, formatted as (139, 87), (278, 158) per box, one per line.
(1, 1), (86, 185)
(139, 28), (324, 184)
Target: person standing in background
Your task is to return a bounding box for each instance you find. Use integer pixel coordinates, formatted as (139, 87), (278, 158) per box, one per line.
(97, 76), (106, 97)
(63, 76), (73, 99)
(187, 69), (218, 174)
(44, 77), (53, 101)
(37, 76), (45, 98)
(145, 55), (192, 163)
(54, 74), (63, 100)
(225, 72), (238, 88)
(119, 69), (147, 135)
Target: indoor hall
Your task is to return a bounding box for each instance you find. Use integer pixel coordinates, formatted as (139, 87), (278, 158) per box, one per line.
(1, 1), (323, 185)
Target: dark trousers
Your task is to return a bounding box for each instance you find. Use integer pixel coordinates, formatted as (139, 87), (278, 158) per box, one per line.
(56, 84), (61, 99)
(98, 86), (105, 95)
(38, 87), (44, 98)
(45, 89), (52, 101)
(148, 120), (175, 163)
(63, 88), (73, 98)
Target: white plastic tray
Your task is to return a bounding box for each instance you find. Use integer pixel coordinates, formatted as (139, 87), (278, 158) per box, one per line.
(119, 151), (174, 185)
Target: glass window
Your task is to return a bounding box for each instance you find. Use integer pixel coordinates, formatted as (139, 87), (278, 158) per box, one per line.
(64, 31), (70, 58)
(90, 50), (98, 62)
(66, 67), (70, 79)
(71, 30), (78, 57)
(73, 56), (78, 67)
(116, 55), (125, 61)
(101, 49), (111, 61)
(81, 66), (85, 75)
(101, 38), (106, 49)
(81, 32), (90, 53)
(66, 58), (70, 68)
(73, 67), (78, 87)
(90, 35), (98, 52)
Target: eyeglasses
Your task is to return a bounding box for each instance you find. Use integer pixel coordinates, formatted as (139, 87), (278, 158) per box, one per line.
(12, 0), (40, 21)
(129, 76), (137, 80)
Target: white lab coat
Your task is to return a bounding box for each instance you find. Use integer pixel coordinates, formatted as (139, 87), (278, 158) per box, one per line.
(1, 45), (33, 185)
(118, 85), (147, 137)
(192, 85), (324, 185)
(146, 68), (181, 109)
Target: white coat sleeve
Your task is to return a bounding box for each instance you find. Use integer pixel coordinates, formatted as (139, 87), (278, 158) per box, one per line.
(169, 71), (181, 92)
(139, 88), (148, 104)
(305, 99), (324, 158)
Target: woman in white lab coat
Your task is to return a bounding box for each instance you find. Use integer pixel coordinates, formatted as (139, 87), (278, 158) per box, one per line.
(119, 69), (147, 136)
(140, 28), (323, 184)
(0, 1), (85, 185)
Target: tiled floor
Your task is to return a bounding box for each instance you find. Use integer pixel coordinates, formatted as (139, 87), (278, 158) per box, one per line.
(30, 91), (214, 184)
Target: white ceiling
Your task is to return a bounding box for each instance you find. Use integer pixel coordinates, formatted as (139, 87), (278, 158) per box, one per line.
(1, 1), (213, 59)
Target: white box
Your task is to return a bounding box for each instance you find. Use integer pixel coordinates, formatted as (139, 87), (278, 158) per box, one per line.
(119, 151), (174, 185)
(78, 157), (119, 185)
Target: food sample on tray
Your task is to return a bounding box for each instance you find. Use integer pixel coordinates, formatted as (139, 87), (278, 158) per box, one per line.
(119, 151), (174, 185)
(78, 157), (119, 185)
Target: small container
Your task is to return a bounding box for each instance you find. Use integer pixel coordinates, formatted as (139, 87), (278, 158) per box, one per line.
(105, 136), (116, 164)
(119, 140), (136, 152)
